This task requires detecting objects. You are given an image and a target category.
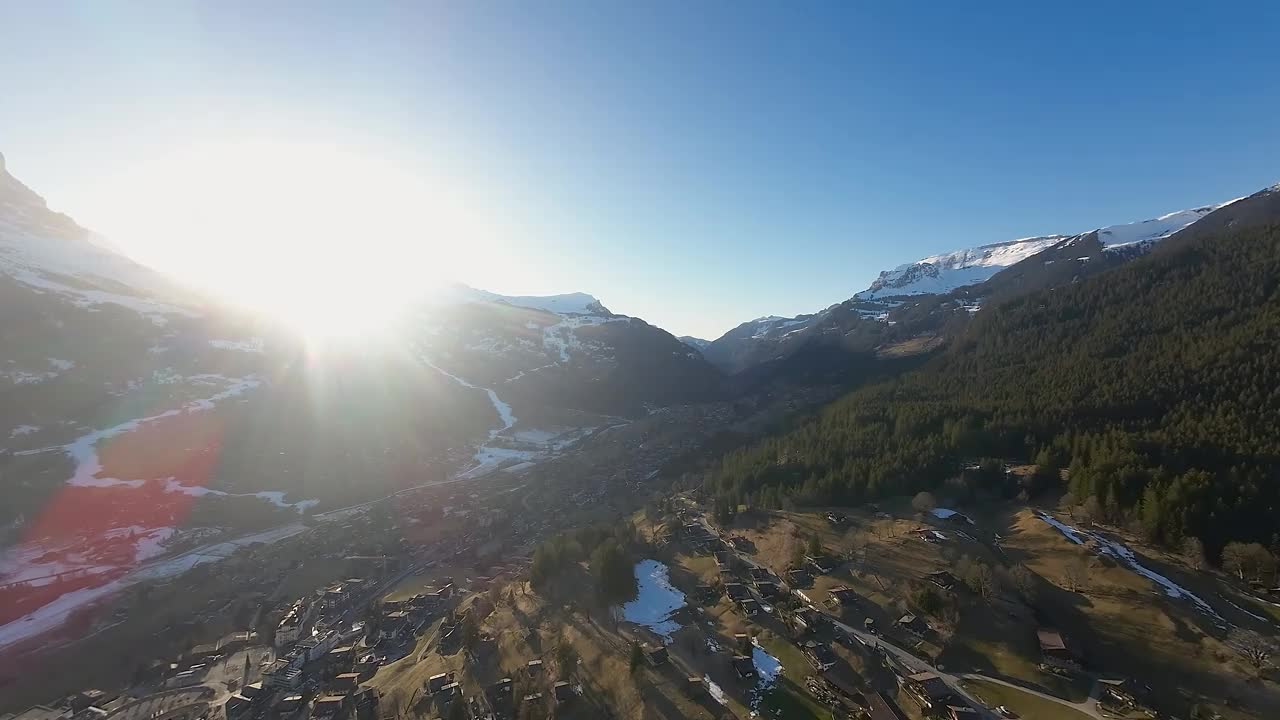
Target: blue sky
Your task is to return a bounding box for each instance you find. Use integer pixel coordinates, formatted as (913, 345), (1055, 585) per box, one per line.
(2, 1), (1278, 339)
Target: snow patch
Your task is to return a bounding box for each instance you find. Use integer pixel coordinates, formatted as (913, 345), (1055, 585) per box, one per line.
(1035, 513), (1224, 623)
(621, 559), (686, 641)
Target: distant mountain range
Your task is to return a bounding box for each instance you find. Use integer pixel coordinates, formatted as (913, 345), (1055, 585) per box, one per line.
(698, 186), (1274, 375)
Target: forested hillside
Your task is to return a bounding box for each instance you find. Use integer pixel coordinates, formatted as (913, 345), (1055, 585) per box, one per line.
(710, 220), (1280, 557)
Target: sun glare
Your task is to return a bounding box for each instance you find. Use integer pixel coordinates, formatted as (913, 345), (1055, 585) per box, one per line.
(96, 139), (494, 341)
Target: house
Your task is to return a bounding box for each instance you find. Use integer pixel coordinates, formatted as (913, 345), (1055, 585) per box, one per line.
(552, 682), (576, 704)
(739, 599), (762, 616)
(897, 614), (925, 634)
(487, 679), (514, 710)
(428, 674), (452, 694)
(734, 633), (751, 653)
(802, 641), (838, 671)
(1098, 677), (1151, 710)
(805, 555), (836, 575)
(350, 688), (379, 720)
(644, 645), (670, 667)
(526, 659), (544, 676)
(276, 696), (304, 716)
(756, 580), (782, 599)
(724, 583), (752, 602)
(378, 611), (410, 642)
(1037, 628), (1077, 668)
(312, 696), (347, 720)
(925, 571), (958, 591)
(731, 655), (757, 680)
(867, 692), (906, 720)
(436, 683), (461, 704)
(728, 536), (752, 551)
(903, 672), (952, 710)
(790, 607), (826, 635)
(714, 551), (734, 570)
(829, 585), (858, 607)
(748, 568), (771, 584)
(330, 673), (361, 694)
(786, 568), (813, 588)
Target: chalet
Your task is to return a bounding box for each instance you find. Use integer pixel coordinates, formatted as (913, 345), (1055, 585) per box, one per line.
(330, 673), (361, 694)
(829, 585), (859, 607)
(552, 682), (576, 704)
(790, 607), (826, 635)
(724, 583), (752, 602)
(756, 580), (782, 599)
(320, 584), (351, 612)
(925, 571), (958, 591)
(786, 568), (813, 587)
(805, 555), (836, 575)
(644, 645), (670, 667)
(378, 612), (410, 642)
(802, 641), (838, 671)
(428, 674), (451, 694)
(487, 678), (514, 710)
(526, 659), (545, 677)
(350, 688), (379, 720)
(897, 614), (925, 634)
(436, 683), (461, 704)
(867, 691), (906, 720)
(327, 645), (357, 671)
(276, 696), (304, 716)
(312, 696), (347, 720)
(731, 655), (757, 680)
(1037, 628), (1077, 668)
(1098, 677), (1152, 710)
(903, 672), (953, 710)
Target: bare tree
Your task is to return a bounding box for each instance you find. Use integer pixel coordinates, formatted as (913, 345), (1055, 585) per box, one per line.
(1222, 542), (1250, 580)
(967, 562), (997, 602)
(1061, 492), (1077, 519)
(1062, 554), (1091, 593)
(1181, 537), (1206, 571)
(1079, 496), (1102, 527)
(1227, 627), (1276, 675)
(912, 492), (938, 516)
(1007, 564), (1037, 602)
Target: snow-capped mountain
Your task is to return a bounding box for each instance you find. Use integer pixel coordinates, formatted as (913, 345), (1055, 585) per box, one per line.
(0, 152), (723, 537)
(702, 185), (1271, 376)
(677, 336), (712, 351)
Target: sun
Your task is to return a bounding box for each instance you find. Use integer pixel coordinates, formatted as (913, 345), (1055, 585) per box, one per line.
(94, 139), (493, 341)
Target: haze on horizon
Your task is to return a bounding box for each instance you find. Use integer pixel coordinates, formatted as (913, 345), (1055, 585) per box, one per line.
(2, 1), (1279, 339)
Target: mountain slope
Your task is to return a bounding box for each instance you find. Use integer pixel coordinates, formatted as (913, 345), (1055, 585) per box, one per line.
(702, 188), (1261, 377)
(710, 200), (1280, 554)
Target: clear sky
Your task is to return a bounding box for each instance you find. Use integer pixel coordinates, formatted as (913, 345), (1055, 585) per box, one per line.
(2, 1), (1278, 339)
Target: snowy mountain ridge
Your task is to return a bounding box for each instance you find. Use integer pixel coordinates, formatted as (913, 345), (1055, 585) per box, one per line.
(854, 194), (1244, 300)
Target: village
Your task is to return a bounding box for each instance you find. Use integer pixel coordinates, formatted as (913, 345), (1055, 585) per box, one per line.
(3, 457), (1278, 720)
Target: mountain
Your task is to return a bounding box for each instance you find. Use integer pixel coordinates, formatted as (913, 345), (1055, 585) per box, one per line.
(677, 335), (711, 351)
(701, 188), (1260, 377)
(0, 154), (723, 542)
(709, 193), (1280, 556)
